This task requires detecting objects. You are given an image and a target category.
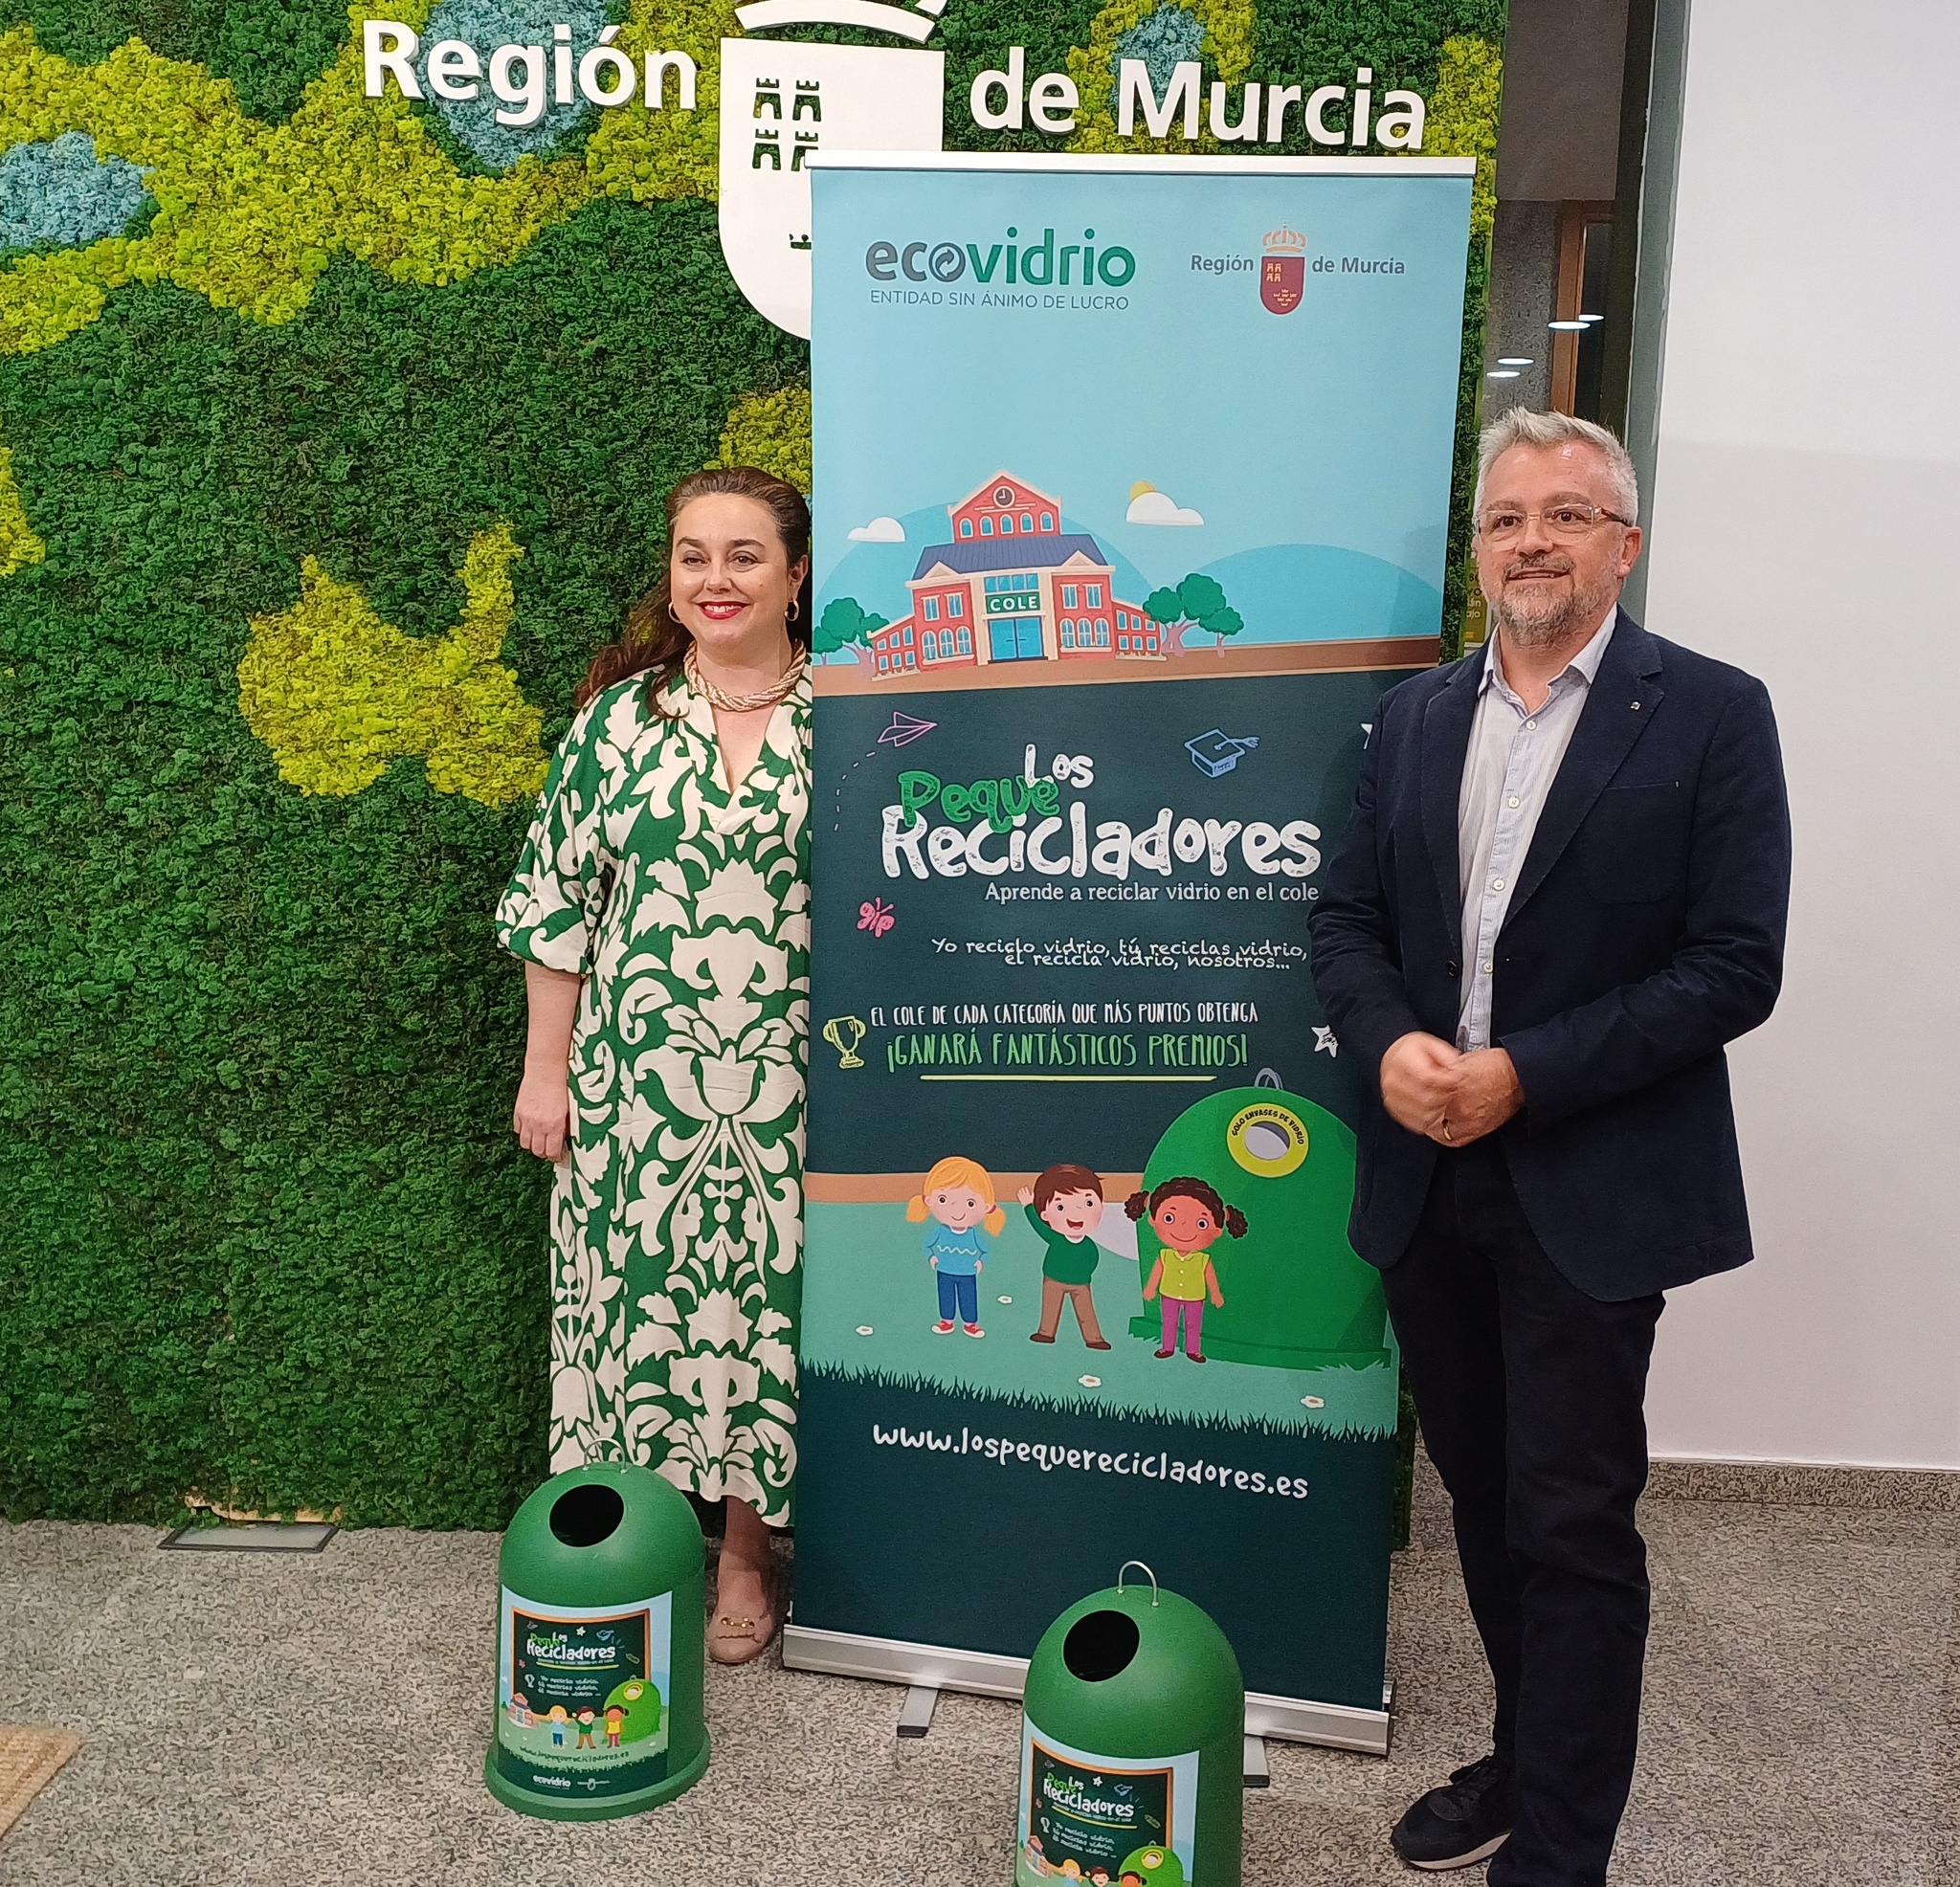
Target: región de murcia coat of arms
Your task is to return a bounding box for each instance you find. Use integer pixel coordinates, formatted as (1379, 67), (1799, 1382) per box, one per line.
(1260, 224), (1307, 316)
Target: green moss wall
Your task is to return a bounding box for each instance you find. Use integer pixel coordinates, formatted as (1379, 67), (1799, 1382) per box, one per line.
(0, 0), (1504, 1526)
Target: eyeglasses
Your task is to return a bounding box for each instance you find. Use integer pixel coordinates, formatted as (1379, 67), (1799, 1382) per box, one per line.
(1476, 501), (1633, 542)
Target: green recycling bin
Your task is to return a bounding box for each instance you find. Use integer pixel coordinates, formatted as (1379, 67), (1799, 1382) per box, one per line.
(485, 1459), (708, 1820)
(1016, 1565), (1243, 1887)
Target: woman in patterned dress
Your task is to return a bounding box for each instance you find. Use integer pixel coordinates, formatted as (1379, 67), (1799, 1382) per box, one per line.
(497, 466), (811, 1664)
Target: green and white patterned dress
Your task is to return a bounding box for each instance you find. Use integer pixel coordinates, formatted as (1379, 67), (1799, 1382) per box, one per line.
(496, 672), (811, 1522)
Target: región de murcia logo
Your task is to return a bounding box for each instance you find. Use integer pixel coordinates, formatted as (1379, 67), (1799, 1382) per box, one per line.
(1260, 225), (1307, 316)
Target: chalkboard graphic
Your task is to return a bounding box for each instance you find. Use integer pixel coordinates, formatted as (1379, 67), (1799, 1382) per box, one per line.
(830, 712), (935, 833)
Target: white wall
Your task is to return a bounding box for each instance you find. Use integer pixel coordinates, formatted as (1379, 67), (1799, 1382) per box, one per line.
(1638, 0), (1960, 1469)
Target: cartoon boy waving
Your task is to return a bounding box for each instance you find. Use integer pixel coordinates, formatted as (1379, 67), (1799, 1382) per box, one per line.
(1020, 1165), (1111, 1350)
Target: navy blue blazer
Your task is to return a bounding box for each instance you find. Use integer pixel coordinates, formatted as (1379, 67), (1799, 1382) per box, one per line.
(1308, 615), (1791, 1301)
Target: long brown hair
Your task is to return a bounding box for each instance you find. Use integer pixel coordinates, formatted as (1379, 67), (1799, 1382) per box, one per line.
(576, 465), (813, 712)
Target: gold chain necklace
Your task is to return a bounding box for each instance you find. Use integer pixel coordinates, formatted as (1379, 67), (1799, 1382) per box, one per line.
(683, 644), (807, 714)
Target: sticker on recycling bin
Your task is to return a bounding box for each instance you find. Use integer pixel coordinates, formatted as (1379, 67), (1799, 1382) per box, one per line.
(494, 1587), (673, 1800)
(1225, 1100), (1309, 1178)
(1016, 1719), (1197, 1887)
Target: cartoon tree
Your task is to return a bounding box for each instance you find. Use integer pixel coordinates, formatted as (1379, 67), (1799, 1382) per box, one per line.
(814, 595), (887, 659)
(1143, 574), (1244, 655)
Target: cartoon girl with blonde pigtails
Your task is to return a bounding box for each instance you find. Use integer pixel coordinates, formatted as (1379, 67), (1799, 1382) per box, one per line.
(906, 1156), (1007, 1339)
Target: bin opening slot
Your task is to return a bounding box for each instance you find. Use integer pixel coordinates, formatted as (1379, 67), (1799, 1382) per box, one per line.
(1063, 1610), (1141, 1682)
(549, 1482), (624, 1547)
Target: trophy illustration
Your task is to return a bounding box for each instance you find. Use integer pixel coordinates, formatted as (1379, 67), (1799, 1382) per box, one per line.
(821, 1015), (867, 1070)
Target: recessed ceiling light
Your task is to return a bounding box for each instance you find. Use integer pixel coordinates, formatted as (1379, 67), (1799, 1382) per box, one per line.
(1578, 313), (1605, 322)
(1485, 369), (1521, 379)
(1497, 357), (1534, 366)
(1548, 320), (1589, 331)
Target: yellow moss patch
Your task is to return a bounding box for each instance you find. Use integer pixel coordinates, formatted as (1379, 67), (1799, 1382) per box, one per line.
(0, 444), (46, 576)
(580, 0), (733, 205)
(237, 522), (547, 808)
(712, 384), (812, 493)
(1421, 36), (1504, 244)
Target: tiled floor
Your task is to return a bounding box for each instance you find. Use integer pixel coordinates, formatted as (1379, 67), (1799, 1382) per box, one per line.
(1, 1460), (1953, 1884)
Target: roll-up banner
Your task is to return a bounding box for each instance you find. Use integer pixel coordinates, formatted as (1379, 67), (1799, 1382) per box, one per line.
(790, 153), (1474, 1750)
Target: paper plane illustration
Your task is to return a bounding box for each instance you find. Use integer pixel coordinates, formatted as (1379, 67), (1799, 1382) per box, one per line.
(878, 711), (938, 747)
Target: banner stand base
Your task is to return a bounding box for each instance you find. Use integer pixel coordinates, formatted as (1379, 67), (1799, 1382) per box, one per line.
(781, 1622), (1393, 1757)
(896, 1685), (938, 1739)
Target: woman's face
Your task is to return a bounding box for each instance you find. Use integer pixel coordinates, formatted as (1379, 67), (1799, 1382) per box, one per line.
(667, 493), (809, 660)
(930, 1186), (988, 1232)
(1151, 1195), (1219, 1254)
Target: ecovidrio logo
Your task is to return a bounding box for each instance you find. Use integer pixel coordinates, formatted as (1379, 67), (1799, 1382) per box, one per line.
(1260, 225), (1306, 315)
(864, 227), (1137, 288)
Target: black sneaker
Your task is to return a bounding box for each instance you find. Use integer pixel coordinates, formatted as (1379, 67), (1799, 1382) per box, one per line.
(1390, 1753), (1513, 1871)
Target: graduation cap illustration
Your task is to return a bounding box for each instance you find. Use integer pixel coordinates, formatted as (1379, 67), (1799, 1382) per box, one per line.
(1185, 729), (1259, 777)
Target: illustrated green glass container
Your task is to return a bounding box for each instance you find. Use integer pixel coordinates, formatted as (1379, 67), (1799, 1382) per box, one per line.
(1126, 1084), (1390, 1367)
(1015, 1565), (1243, 1887)
(485, 1460), (708, 1820)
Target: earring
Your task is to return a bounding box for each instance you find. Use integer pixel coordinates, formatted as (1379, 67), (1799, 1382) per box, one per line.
(789, 597), (802, 624)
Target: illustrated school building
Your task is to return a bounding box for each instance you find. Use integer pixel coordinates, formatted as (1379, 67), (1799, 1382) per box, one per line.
(864, 475), (1169, 679)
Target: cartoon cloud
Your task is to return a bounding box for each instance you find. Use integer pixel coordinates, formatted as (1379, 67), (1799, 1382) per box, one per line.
(1125, 483), (1204, 526)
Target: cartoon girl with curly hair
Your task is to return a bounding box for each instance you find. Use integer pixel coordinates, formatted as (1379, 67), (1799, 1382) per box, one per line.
(1127, 1176), (1247, 1363)
(906, 1156), (1007, 1338)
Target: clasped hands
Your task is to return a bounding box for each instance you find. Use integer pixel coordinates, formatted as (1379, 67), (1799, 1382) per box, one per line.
(1380, 1032), (1524, 1147)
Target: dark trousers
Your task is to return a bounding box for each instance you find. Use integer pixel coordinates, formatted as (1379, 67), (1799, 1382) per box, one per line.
(1382, 1140), (1663, 1887)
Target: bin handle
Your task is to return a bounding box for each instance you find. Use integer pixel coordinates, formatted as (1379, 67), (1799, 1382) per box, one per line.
(590, 1439), (630, 1466)
(1116, 1561), (1161, 1607)
(1255, 1066), (1282, 1089)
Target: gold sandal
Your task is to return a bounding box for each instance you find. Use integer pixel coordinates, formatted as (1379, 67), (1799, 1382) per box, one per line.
(707, 1569), (779, 1666)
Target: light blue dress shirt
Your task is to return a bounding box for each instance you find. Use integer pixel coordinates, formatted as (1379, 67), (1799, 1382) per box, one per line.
(1455, 609), (1618, 1051)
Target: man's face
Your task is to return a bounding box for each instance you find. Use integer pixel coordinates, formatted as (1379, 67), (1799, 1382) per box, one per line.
(1040, 1188), (1102, 1241)
(1474, 442), (1642, 650)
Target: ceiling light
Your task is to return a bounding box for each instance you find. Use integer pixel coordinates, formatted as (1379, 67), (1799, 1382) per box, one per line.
(1485, 369), (1520, 379)
(1578, 313), (1605, 323)
(1548, 320), (1589, 331)
(1497, 356), (1534, 366)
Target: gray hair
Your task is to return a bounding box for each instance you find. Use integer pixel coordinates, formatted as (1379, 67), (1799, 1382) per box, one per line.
(1473, 410), (1639, 526)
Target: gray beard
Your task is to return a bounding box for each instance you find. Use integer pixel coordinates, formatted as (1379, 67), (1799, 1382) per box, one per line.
(1492, 566), (1620, 649)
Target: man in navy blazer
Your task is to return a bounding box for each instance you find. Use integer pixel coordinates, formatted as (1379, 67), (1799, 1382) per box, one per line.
(1310, 411), (1790, 1884)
